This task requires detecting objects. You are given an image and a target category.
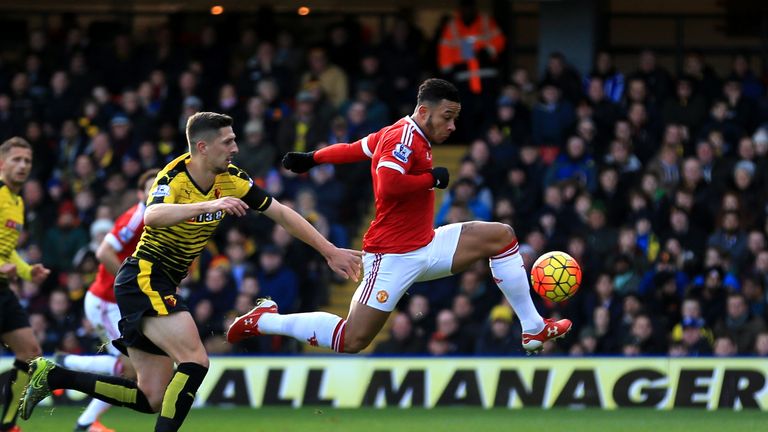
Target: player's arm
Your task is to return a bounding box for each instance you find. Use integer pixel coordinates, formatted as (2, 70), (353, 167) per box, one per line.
(6, 250), (49, 284)
(282, 134), (375, 173)
(143, 177), (249, 227)
(261, 199), (362, 282)
(144, 199), (249, 227)
(375, 139), (450, 198)
(95, 239), (122, 275)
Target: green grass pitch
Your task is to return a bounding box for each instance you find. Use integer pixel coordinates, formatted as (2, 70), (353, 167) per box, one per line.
(18, 406), (766, 431)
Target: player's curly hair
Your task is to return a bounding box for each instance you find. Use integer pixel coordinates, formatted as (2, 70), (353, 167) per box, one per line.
(186, 111), (233, 152)
(417, 78), (460, 106)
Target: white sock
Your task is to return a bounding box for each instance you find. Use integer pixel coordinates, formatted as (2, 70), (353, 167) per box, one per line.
(489, 247), (545, 333)
(77, 398), (111, 427)
(63, 355), (119, 375)
(258, 312), (346, 352)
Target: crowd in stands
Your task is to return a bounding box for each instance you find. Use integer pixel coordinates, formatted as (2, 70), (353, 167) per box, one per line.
(1, 9), (768, 358)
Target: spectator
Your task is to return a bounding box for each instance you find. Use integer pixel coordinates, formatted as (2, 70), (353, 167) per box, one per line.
(544, 136), (597, 192)
(713, 293), (766, 354)
(627, 314), (666, 354)
(374, 312), (427, 354)
(531, 82), (575, 148)
(475, 305), (521, 355)
(679, 317), (713, 356)
(541, 52), (583, 104)
(42, 201), (89, 272)
(662, 76), (707, 139)
(234, 119), (276, 181)
(713, 336), (738, 356)
(755, 332), (768, 356)
(277, 90), (328, 155)
(632, 49), (673, 107)
(300, 46), (348, 109)
(256, 245), (300, 314)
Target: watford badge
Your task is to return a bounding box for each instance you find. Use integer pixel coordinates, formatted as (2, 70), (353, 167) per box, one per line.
(163, 295), (177, 307)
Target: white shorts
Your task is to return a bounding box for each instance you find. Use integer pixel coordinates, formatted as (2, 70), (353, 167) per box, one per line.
(84, 291), (122, 356)
(352, 223), (463, 312)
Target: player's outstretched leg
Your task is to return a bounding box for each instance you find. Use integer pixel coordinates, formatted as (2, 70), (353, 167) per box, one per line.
(228, 298), (390, 354)
(56, 354), (121, 431)
(228, 299), (349, 352)
(19, 357), (156, 421)
(451, 222), (572, 353)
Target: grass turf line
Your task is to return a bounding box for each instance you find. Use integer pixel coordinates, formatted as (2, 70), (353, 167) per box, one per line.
(19, 406), (764, 432)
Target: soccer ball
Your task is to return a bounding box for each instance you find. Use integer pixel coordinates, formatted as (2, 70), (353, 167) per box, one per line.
(530, 251), (582, 302)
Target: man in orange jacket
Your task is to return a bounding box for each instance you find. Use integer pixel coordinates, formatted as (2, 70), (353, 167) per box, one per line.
(438, 0), (506, 140)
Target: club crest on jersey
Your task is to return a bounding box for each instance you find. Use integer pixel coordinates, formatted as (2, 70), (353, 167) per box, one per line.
(392, 143), (412, 163)
(214, 188), (221, 198)
(4, 219), (21, 232)
(152, 185), (171, 197)
(376, 290), (389, 303)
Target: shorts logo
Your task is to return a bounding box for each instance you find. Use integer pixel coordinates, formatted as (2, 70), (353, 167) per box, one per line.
(152, 185), (171, 197)
(392, 143), (412, 163)
(376, 290), (389, 303)
(163, 295), (177, 307)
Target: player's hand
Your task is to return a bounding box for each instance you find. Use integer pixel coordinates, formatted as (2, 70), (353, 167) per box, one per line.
(325, 248), (363, 282)
(209, 197), (249, 217)
(431, 167), (450, 189)
(282, 152), (317, 173)
(30, 264), (50, 285)
(0, 263), (16, 279)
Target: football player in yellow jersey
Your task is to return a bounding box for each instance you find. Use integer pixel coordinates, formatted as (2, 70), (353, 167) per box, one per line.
(20, 113), (362, 432)
(0, 137), (50, 432)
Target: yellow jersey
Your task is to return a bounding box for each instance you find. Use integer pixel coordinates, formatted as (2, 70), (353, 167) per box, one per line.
(0, 181), (31, 281)
(133, 153), (272, 284)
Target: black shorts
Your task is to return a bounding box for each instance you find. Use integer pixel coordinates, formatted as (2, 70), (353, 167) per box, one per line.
(112, 257), (188, 357)
(0, 282), (30, 336)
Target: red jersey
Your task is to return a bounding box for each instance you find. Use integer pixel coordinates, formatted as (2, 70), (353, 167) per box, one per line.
(88, 202), (146, 302)
(362, 116), (435, 253)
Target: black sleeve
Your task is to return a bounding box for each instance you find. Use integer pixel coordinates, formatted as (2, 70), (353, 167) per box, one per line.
(242, 183), (273, 211)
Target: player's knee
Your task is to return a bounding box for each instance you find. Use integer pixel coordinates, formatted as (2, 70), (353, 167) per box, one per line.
(175, 346), (209, 368)
(484, 222), (515, 253)
(498, 223), (516, 242)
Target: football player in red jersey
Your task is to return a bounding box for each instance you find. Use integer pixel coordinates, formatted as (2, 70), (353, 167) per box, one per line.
(56, 169), (157, 432)
(228, 78), (571, 354)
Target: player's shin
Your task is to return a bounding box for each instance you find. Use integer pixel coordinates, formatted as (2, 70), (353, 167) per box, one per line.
(259, 312), (347, 352)
(154, 362), (208, 432)
(489, 244), (545, 333)
(1, 359), (29, 429)
(47, 367), (154, 413)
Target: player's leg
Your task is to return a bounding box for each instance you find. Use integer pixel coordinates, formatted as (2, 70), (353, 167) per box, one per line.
(230, 252), (417, 353)
(450, 221), (571, 350)
(1, 327), (41, 430)
(450, 222), (544, 329)
(70, 293), (128, 431)
(140, 312), (209, 432)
